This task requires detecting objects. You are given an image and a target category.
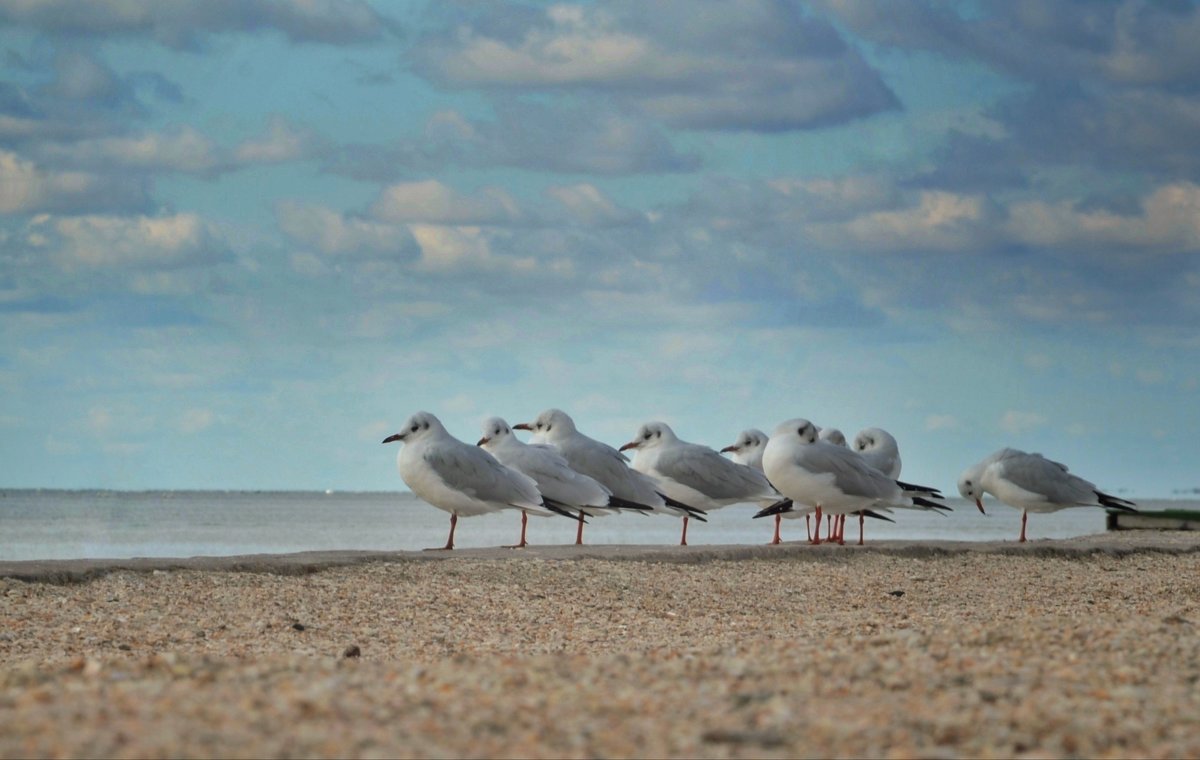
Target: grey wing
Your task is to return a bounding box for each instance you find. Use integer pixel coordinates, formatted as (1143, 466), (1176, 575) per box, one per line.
(999, 452), (1096, 505)
(658, 445), (775, 500)
(515, 446), (610, 504)
(424, 445), (539, 506)
(801, 445), (895, 499)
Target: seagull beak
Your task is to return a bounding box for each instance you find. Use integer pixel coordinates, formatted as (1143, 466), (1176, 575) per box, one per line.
(476, 436), (489, 447)
(975, 498), (986, 514)
(719, 444), (738, 453)
(618, 441), (639, 452)
(513, 422), (532, 431)
(382, 433), (403, 444)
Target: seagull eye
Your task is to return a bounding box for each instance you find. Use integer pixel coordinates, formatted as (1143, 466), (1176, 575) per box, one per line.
(410, 424), (419, 432)
(644, 432), (652, 440)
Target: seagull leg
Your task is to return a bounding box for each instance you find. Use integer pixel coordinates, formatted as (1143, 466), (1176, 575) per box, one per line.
(1019, 511), (1028, 543)
(834, 514), (845, 545)
(825, 513), (832, 541)
(858, 513), (865, 546)
(426, 513), (457, 551)
(575, 512), (585, 545)
(770, 513), (782, 545)
(680, 516), (689, 546)
(505, 511), (529, 549)
(805, 514), (811, 542)
(810, 506), (823, 545)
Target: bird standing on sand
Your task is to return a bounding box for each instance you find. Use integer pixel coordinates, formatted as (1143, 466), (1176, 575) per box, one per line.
(514, 409), (707, 541)
(620, 421), (779, 546)
(382, 411), (568, 550)
(722, 428), (804, 544)
(958, 448), (1137, 542)
(478, 416), (650, 545)
(760, 418), (946, 545)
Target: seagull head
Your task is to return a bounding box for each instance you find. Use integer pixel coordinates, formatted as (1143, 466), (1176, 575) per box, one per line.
(956, 464), (988, 514)
(619, 421), (676, 452)
(854, 427), (895, 453)
(513, 408), (576, 439)
(818, 427), (847, 447)
(382, 411), (444, 445)
(720, 428), (767, 455)
(772, 418), (819, 445)
(477, 416), (513, 447)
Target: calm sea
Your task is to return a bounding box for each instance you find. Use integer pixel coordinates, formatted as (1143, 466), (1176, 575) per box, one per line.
(0, 489), (1187, 562)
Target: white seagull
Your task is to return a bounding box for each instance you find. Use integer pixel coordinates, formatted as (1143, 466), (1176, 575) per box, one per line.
(721, 427), (807, 545)
(853, 427), (902, 479)
(478, 416), (650, 545)
(382, 411), (570, 550)
(818, 427), (848, 447)
(958, 448), (1137, 542)
(760, 418), (945, 545)
(620, 421), (779, 545)
(513, 409), (707, 538)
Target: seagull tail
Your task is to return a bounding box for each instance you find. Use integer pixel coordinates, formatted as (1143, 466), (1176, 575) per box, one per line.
(1096, 491), (1137, 512)
(659, 493), (708, 522)
(753, 498), (794, 519)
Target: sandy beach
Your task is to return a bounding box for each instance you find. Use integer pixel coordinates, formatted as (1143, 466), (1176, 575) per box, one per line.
(2, 532), (1199, 758)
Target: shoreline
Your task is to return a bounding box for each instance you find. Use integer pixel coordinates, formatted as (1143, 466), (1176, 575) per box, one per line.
(3, 530), (1199, 584)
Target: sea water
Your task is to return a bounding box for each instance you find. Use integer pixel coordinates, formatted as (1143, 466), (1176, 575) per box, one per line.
(0, 489), (1186, 561)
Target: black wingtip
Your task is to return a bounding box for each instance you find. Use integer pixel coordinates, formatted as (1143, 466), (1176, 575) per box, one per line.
(1097, 491), (1137, 512)
(606, 496), (656, 513)
(542, 498), (586, 521)
(897, 480), (944, 498)
(659, 493), (708, 522)
(911, 496), (951, 512)
(753, 498), (794, 519)
(860, 509), (896, 523)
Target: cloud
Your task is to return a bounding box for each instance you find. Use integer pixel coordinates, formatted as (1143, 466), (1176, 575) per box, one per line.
(544, 183), (643, 227)
(324, 103), (701, 179)
(0, 150), (147, 213)
(29, 213), (230, 269)
(369, 180), (523, 226)
(276, 202), (420, 259)
(413, 0), (899, 132)
(233, 115), (317, 164)
(0, 0), (398, 49)
(924, 414), (959, 432)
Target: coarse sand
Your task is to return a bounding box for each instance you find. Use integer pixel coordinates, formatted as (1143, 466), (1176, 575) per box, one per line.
(2, 532), (1199, 758)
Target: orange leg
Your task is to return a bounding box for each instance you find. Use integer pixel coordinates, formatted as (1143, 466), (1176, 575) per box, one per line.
(770, 513), (782, 545)
(680, 516), (690, 546)
(811, 507), (823, 545)
(426, 513), (457, 551)
(575, 512), (585, 545)
(505, 512), (529, 549)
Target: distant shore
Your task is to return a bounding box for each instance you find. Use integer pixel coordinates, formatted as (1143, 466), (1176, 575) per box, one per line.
(2, 532), (1199, 758)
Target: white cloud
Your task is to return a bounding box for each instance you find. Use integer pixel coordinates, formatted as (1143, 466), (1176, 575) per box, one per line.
(234, 116), (314, 164)
(178, 408), (214, 434)
(0, 150), (108, 213)
(370, 180), (522, 225)
(545, 183), (640, 226)
(33, 213), (228, 269)
(36, 127), (219, 173)
(924, 414), (959, 431)
(277, 202), (418, 258)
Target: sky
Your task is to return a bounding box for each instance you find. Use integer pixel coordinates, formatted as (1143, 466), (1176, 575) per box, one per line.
(1, 0), (1198, 496)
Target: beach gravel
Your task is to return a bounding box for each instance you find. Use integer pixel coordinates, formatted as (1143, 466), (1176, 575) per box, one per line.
(1, 535), (1199, 758)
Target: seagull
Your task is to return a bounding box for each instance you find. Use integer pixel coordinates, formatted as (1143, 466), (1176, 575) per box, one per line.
(853, 427), (901, 479)
(759, 418), (946, 545)
(478, 416), (651, 545)
(620, 421), (779, 545)
(382, 411), (571, 550)
(958, 448), (1137, 542)
(721, 428), (807, 544)
(818, 427), (847, 447)
(513, 409), (707, 541)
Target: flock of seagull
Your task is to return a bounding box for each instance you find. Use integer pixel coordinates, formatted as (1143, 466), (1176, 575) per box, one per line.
(382, 409), (1138, 550)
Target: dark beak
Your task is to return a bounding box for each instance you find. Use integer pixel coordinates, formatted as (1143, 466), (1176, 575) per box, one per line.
(975, 498), (986, 515)
(476, 436), (489, 447)
(754, 498), (794, 519)
(618, 441), (638, 452)
(382, 433), (403, 444)
(719, 444), (737, 453)
(513, 422), (532, 431)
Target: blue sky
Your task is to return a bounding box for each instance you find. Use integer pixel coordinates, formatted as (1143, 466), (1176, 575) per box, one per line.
(2, 0), (1198, 496)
